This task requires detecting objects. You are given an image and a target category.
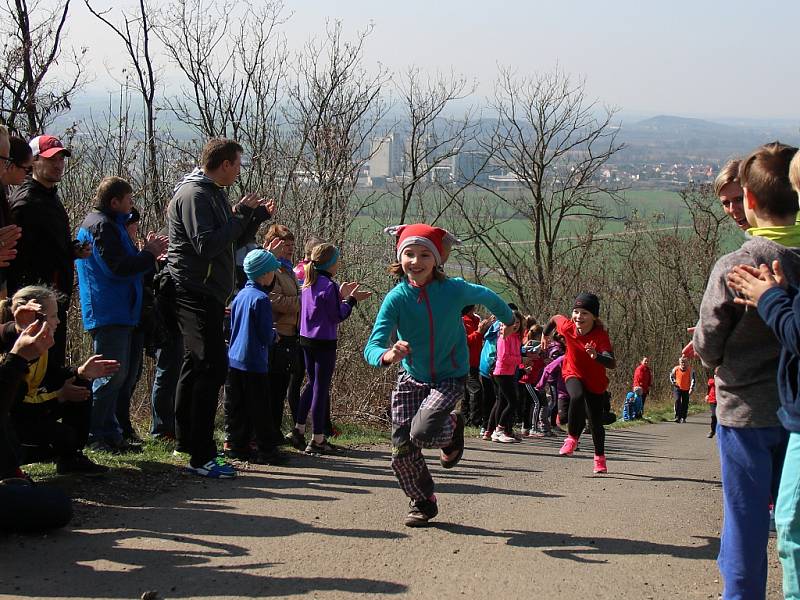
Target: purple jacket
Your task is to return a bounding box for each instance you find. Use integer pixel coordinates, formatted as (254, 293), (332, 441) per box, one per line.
(300, 273), (353, 340)
(536, 355), (568, 400)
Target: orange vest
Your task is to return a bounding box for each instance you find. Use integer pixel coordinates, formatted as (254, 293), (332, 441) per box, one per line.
(674, 367), (692, 391)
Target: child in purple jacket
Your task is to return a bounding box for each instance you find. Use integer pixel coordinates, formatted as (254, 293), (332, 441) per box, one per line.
(288, 243), (371, 455)
(536, 342), (569, 432)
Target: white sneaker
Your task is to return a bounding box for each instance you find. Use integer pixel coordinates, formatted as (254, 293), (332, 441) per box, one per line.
(478, 427), (486, 438)
(490, 429), (502, 442)
(496, 432), (517, 443)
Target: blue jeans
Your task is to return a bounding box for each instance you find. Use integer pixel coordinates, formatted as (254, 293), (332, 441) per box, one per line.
(717, 424), (788, 600)
(149, 333), (183, 437)
(776, 431), (800, 600)
(116, 329), (145, 438)
(89, 325), (134, 444)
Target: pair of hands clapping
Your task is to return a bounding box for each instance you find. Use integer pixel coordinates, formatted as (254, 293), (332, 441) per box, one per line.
(340, 281), (371, 302)
(235, 194), (276, 216)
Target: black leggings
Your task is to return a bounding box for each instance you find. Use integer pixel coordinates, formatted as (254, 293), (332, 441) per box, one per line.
(565, 378), (605, 456)
(490, 375), (518, 431)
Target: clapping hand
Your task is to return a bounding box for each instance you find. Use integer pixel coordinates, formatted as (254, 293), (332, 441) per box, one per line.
(234, 193), (263, 213)
(478, 316), (495, 334)
(584, 341), (598, 359)
(340, 281), (371, 302)
(682, 327), (697, 359)
(382, 340), (411, 365)
(13, 300), (44, 332)
(57, 377), (90, 403)
(77, 355), (120, 380)
(261, 198), (277, 216)
(0, 224), (21, 267)
(143, 232), (168, 259)
(265, 238), (284, 253)
(727, 260), (785, 308)
(10, 320), (54, 362)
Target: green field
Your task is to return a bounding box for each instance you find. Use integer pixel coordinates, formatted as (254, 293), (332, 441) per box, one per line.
(350, 189), (694, 241)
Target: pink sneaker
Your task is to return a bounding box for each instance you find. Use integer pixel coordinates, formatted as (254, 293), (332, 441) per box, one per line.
(559, 435), (579, 455)
(593, 455), (607, 473)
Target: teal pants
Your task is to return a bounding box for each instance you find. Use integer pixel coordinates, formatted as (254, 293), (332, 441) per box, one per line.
(777, 432), (800, 600)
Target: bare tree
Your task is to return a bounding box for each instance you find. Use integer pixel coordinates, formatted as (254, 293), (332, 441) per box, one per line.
(0, 0), (86, 135)
(471, 67), (624, 309)
(84, 0), (164, 208)
(281, 21), (388, 243)
(390, 68), (477, 223)
(155, 0), (288, 141)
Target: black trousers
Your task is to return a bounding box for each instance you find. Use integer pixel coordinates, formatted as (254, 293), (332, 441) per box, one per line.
(269, 335), (304, 433)
(565, 378), (605, 456)
(710, 402), (717, 432)
(463, 367), (483, 426)
(174, 289), (228, 467)
(479, 374), (496, 430)
(674, 388), (690, 420)
(224, 368), (279, 452)
(14, 400), (92, 463)
(0, 482), (72, 533)
(490, 375), (518, 431)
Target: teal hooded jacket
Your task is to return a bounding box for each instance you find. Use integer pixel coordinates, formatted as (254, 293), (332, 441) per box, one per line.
(364, 277), (514, 383)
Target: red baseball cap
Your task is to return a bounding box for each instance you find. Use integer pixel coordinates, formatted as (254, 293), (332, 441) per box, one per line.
(29, 135), (71, 159)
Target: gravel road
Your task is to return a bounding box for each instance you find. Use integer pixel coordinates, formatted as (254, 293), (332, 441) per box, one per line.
(0, 414), (783, 599)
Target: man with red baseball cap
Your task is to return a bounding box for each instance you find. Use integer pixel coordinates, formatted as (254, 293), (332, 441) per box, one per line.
(7, 134), (87, 374)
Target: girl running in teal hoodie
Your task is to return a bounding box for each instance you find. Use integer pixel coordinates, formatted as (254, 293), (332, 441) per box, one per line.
(364, 224), (513, 527)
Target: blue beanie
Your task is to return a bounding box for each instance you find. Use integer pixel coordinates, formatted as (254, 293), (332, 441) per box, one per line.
(243, 249), (280, 281)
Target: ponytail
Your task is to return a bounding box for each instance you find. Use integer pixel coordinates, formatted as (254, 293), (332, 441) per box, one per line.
(303, 242), (337, 289)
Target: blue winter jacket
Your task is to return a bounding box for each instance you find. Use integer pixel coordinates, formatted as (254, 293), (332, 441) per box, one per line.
(479, 320), (501, 378)
(758, 284), (800, 432)
(364, 277), (513, 383)
(228, 280), (276, 373)
(76, 209), (156, 331)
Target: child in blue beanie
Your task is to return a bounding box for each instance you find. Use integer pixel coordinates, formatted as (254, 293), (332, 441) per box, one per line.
(224, 248), (286, 468)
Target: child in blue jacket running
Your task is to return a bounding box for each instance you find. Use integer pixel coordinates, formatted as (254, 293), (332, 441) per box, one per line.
(364, 224), (513, 527)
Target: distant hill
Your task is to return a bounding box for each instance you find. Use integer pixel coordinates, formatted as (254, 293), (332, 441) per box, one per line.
(613, 114), (800, 163)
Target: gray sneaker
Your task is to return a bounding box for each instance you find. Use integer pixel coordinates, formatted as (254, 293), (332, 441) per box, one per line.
(404, 497), (438, 527)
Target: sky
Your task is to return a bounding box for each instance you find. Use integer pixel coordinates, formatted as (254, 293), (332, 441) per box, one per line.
(66, 0), (800, 121)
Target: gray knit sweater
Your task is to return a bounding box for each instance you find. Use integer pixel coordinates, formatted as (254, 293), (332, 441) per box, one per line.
(693, 236), (800, 428)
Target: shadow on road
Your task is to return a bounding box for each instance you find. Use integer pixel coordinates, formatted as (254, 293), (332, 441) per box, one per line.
(433, 522), (719, 564)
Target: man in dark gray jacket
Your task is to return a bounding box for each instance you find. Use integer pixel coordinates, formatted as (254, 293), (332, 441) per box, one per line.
(167, 138), (274, 478)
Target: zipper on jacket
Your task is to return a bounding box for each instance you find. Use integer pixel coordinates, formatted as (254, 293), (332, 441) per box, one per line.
(420, 288), (436, 381)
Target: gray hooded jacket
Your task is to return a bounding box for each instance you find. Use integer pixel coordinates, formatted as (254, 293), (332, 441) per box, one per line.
(693, 236), (800, 428)
(167, 168), (269, 304)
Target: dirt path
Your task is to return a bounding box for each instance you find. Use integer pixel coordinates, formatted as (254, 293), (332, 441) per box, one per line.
(0, 414), (783, 599)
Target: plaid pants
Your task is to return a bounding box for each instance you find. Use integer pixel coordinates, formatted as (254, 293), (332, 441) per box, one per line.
(390, 372), (465, 501)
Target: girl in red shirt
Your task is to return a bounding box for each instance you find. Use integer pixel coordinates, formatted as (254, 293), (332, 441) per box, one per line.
(706, 371), (717, 438)
(542, 293), (616, 473)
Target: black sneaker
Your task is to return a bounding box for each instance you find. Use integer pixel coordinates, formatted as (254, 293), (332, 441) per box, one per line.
(56, 452), (109, 476)
(305, 439), (339, 456)
(707, 430), (715, 438)
(286, 428), (306, 451)
(440, 413), (465, 469)
(110, 438), (143, 454)
(404, 497), (438, 527)
(224, 447), (253, 461)
(252, 449), (289, 466)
